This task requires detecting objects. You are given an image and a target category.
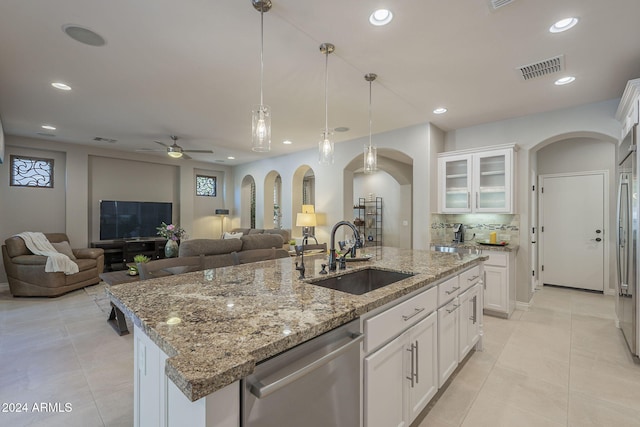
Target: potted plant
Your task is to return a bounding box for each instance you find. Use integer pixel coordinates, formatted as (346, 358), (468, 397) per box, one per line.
(129, 254), (150, 276)
(289, 239), (297, 252)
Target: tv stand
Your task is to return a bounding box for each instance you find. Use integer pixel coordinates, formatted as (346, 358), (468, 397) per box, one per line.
(92, 238), (167, 271)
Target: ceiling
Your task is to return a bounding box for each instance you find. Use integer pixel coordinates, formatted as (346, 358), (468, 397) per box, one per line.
(1, 0), (639, 165)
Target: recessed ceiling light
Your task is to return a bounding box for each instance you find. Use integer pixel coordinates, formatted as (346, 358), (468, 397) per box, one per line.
(282, 140), (292, 145)
(227, 156), (235, 160)
(62, 24), (106, 46)
(433, 107), (448, 114)
(369, 9), (393, 26)
(554, 76), (576, 85)
(51, 82), (71, 91)
(41, 124), (56, 130)
(549, 17), (578, 33)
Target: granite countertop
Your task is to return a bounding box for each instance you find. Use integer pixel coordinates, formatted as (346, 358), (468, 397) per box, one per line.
(106, 246), (486, 402)
(430, 239), (519, 253)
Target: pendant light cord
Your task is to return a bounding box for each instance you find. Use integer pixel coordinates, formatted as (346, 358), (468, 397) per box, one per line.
(324, 50), (329, 135)
(368, 79), (372, 148)
(260, 7), (265, 106)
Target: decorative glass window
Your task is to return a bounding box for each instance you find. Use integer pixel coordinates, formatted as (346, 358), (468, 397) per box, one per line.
(196, 175), (216, 197)
(10, 155), (54, 188)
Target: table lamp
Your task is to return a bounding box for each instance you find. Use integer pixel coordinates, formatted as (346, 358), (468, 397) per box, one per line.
(215, 209), (230, 237)
(296, 211), (317, 245)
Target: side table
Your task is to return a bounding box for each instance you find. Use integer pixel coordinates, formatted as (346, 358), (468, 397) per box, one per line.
(99, 270), (140, 335)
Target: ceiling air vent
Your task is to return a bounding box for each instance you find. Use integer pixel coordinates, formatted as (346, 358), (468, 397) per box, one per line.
(93, 136), (118, 143)
(517, 55), (565, 81)
(489, 0), (516, 10)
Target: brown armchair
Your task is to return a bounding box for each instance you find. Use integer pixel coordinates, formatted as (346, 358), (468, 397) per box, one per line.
(2, 233), (104, 297)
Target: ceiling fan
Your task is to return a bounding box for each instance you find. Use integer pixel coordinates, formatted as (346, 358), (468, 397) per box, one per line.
(138, 135), (213, 159)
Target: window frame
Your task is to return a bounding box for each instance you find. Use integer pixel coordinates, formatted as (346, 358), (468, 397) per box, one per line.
(9, 155), (55, 188)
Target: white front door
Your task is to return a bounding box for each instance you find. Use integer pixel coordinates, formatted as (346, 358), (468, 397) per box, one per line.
(539, 172), (606, 291)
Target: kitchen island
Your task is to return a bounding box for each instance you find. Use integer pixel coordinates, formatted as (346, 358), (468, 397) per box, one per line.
(107, 246), (486, 427)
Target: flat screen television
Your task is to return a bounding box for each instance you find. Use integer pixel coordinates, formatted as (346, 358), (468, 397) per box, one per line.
(100, 200), (172, 240)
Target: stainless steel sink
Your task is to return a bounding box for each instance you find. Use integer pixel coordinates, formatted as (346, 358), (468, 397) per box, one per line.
(308, 268), (414, 295)
(432, 245), (480, 255)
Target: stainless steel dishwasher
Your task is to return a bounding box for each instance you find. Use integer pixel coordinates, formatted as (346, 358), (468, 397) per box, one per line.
(242, 319), (363, 427)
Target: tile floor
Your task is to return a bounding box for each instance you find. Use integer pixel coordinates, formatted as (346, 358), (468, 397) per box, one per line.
(0, 283), (638, 426)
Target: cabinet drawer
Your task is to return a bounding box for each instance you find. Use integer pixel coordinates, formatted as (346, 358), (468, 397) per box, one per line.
(485, 252), (507, 267)
(438, 275), (460, 307)
(365, 286), (437, 353)
(459, 266), (481, 293)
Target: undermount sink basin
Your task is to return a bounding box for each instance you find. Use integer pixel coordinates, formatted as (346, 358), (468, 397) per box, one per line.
(308, 268), (414, 295)
(432, 245), (480, 255)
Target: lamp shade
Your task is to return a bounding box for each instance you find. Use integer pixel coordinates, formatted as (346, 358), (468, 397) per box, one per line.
(296, 212), (317, 227)
(301, 204), (315, 214)
(215, 209), (230, 215)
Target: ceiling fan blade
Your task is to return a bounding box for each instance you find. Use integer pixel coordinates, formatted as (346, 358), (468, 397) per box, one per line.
(136, 148), (165, 152)
(184, 149), (214, 153)
(181, 153), (193, 160)
(154, 140), (169, 148)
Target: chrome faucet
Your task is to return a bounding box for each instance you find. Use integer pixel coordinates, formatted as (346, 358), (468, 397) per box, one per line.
(329, 221), (362, 271)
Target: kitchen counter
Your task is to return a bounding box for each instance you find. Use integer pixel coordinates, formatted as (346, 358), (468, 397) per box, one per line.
(431, 240), (519, 253)
(106, 246), (485, 402)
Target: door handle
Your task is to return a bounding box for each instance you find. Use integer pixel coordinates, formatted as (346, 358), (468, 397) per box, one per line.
(595, 229), (602, 234)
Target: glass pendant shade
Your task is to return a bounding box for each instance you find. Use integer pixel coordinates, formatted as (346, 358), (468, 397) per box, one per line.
(364, 72), (378, 173)
(252, 105), (271, 152)
(364, 144), (377, 173)
(319, 131), (334, 165)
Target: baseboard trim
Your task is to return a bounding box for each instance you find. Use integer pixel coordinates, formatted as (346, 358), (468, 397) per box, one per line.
(516, 301), (531, 311)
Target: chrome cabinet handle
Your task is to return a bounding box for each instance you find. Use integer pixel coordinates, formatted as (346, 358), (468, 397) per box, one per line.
(476, 192), (479, 209)
(446, 304), (460, 314)
(445, 286), (460, 295)
(402, 307), (425, 321)
(248, 332), (364, 398)
(406, 343), (416, 388)
(414, 340), (419, 384)
(471, 295), (477, 324)
(467, 275), (479, 282)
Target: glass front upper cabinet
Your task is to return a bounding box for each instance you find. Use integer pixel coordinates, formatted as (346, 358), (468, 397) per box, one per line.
(438, 146), (515, 214)
(439, 154), (472, 212)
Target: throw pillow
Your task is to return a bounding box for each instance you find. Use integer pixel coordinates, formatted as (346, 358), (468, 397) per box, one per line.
(223, 231), (243, 240)
(51, 241), (77, 260)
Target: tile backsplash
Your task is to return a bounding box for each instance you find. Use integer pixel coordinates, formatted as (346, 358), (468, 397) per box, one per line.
(431, 213), (520, 244)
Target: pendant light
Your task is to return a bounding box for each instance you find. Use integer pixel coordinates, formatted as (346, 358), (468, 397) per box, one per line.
(318, 43), (335, 165)
(364, 73), (377, 174)
(251, 0), (272, 152)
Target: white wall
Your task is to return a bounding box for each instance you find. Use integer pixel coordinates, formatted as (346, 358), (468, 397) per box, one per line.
(0, 135), (234, 282)
(445, 99), (621, 304)
(233, 122), (439, 249)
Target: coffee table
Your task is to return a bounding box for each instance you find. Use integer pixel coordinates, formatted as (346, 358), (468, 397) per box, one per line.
(100, 270), (140, 335)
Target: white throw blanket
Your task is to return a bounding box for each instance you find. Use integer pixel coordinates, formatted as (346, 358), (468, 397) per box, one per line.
(16, 232), (79, 275)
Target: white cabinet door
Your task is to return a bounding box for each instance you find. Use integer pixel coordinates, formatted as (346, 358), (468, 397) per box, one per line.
(365, 332), (409, 427)
(473, 149), (512, 213)
(484, 265), (508, 313)
(439, 154), (472, 213)
(458, 285), (481, 362)
(407, 312), (438, 422)
(437, 298), (459, 387)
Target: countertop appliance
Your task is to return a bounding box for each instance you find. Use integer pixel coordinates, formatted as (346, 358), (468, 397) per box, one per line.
(242, 319), (363, 426)
(616, 123), (640, 360)
(453, 223), (465, 243)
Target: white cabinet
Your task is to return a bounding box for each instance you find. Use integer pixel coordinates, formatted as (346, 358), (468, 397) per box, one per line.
(483, 251), (516, 318)
(438, 145), (516, 213)
(365, 312), (438, 427)
(133, 324), (240, 427)
(458, 284), (481, 362)
(437, 298), (459, 387)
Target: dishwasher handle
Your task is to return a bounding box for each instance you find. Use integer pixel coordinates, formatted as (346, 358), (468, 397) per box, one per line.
(248, 332), (364, 399)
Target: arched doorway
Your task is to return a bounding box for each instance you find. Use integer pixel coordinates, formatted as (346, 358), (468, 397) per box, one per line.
(292, 165), (315, 237)
(241, 175), (256, 229)
(344, 149), (413, 248)
(530, 132), (618, 295)
(264, 171), (282, 229)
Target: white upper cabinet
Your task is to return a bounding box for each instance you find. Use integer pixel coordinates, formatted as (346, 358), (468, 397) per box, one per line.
(438, 144), (517, 213)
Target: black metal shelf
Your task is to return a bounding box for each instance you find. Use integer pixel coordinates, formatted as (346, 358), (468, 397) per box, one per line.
(354, 196), (382, 247)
